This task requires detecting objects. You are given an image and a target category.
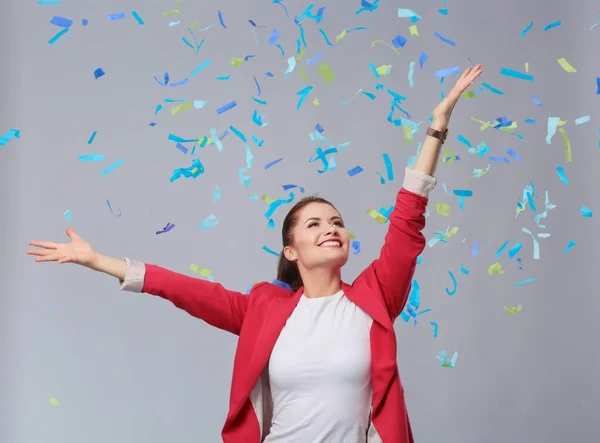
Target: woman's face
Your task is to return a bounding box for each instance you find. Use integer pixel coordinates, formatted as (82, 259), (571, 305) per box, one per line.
(284, 202), (350, 271)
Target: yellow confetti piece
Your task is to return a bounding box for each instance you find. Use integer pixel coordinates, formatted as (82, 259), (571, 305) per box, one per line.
(376, 64), (393, 76)
(442, 148), (456, 165)
(162, 9), (180, 16)
(298, 67), (310, 83)
(49, 397), (60, 406)
(296, 48), (305, 60)
(470, 117), (518, 132)
(370, 39), (400, 55)
(171, 102), (192, 115)
(402, 125), (414, 142)
(317, 63), (336, 83)
(231, 58), (244, 67)
(435, 202), (451, 216)
(462, 91), (475, 99)
(473, 165), (491, 178)
(261, 194), (274, 204)
(525, 62), (529, 73)
(558, 127), (572, 163)
(312, 98), (320, 106)
(504, 305), (522, 315)
(348, 232), (356, 239)
(366, 209), (387, 224)
(335, 29), (347, 42)
(189, 264), (212, 279)
(446, 226), (459, 240)
(487, 262), (505, 276)
(557, 57), (577, 72)
(409, 25), (419, 36)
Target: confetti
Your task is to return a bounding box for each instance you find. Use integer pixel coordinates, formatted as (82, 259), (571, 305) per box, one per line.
(557, 58), (577, 72)
(543, 20), (561, 31)
(48, 397), (60, 406)
(515, 277), (536, 287)
(100, 158), (124, 175)
(580, 206), (593, 218)
(189, 264), (214, 281)
(433, 31), (456, 46)
(504, 305), (522, 315)
(521, 21), (534, 37)
(216, 101), (237, 114)
(317, 63), (336, 83)
(108, 12), (126, 21)
(50, 16), (73, 27)
(445, 271), (457, 295)
(200, 214), (219, 230)
(487, 263), (504, 276)
(93, 68), (106, 79)
(500, 67), (534, 81)
(430, 322), (438, 338)
(436, 350), (458, 368)
(347, 166), (364, 176)
(156, 222), (175, 235)
(0, 129), (20, 147)
(78, 154), (104, 161)
(131, 11), (144, 25)
(48, 27), (69, 45)
(556, 166), (569, 184)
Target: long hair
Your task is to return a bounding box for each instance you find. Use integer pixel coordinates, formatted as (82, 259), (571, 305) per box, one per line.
(276, 196), (338, 291)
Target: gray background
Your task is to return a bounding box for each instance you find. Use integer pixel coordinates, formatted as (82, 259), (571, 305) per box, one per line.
(2, 0), (599, 442)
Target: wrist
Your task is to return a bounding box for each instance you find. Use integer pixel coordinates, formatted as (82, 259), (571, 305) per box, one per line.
(87, 252), (103, 271)
(430, 119), (448, 131)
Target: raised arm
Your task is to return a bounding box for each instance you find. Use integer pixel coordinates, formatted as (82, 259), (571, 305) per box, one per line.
(118, 258), (250, 336)
(373, 65), (483, 319)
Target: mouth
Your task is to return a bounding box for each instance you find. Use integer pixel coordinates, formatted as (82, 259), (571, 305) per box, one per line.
(318, 240), (342, 248)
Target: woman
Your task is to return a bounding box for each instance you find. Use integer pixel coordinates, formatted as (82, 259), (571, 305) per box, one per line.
(27, 65), (483, 443)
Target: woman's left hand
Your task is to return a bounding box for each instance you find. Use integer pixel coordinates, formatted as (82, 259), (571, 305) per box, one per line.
(432, 64), (483, 124)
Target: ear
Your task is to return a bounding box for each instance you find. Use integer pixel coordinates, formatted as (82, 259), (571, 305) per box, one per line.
(283, 245), (297, 261)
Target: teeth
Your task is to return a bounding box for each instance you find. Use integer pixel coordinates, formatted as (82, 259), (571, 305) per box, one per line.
(320, 241), (341, 247)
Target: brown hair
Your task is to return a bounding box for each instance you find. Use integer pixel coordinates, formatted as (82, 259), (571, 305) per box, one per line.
(276, 196), (338, 291)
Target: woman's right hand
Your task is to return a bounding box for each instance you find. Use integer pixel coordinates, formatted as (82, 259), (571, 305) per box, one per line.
(27, 228), (98, 268)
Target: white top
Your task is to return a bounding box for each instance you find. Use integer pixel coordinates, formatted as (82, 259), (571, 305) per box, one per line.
(264, 290), (373, 443)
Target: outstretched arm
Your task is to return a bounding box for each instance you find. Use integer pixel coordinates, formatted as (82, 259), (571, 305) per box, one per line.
(374, 65), (483, 319)
(117, 258), (250, 336)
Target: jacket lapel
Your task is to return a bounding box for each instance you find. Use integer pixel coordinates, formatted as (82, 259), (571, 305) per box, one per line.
(343, 282), (393, 331)
(235, 287), (303, 413)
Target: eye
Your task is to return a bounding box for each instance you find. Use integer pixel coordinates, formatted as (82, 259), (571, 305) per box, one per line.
(333, 220), (344, 227)
(308, 222), (319, 228)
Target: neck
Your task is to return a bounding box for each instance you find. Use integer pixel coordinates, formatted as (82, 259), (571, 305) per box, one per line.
(299, 266), (342, 298)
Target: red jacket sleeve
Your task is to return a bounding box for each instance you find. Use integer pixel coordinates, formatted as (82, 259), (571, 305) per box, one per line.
(143, 264), (251, 336)
(371, 168), (435, 319)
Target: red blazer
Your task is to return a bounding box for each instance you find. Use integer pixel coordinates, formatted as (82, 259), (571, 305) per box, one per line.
(134, 186), (429, 442)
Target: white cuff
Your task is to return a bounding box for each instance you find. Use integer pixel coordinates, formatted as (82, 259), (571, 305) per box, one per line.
(402, 167), (437, 198)
(119, 257), (146, 293)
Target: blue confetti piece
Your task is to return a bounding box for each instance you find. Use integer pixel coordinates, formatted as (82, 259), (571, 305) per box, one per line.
(521, 20), (534, 37)
(383, 153), (394, 180)
(564, 241), (576, 253)
(50, 16), (73, 27)
(0, 129), (21, 147)
(306, 52), (324, 65)
(272, 279), (292, 290)
(430, 322), (439, 338)
(275, 44), (285, 56)
(506, 148), (521, 162)
(319, 28), (333, 46)
(445, 271), (457, 295)
(63, 210), (73, 221)
(524, 118), (536, 124)
(347, 166), (364, 176)
(88, 131), (98, 144)
(217, 10), (227, 28)
(262, 246), (279, 256)
(532, 95), (542, 106)
(489, 156), (509, 163)
(216, 101), (237, 114)
(472, 241), (479, 256)
(439, 8), (448, 15)
(100, 158), (125, 176)
(495, 240), (510, 257)
(580, 206), (593, 218)
(368, 63), (380, 78)
(315, 123), (324, 133)
(38, 0), (61, 4)
(556, 166), (569, 184)
(482, 82), (504, 95)
(526, 191), (537, 212)
(108, 12), (125, 21)
(78, 154), (104, 161)
(515, 277), (536, 287)
(460, 265), (470, 275)
(574, 115), (590, 125)
(433, 31), (456, 46)
(48, 27), (69, 45)
(264, 158), (283, 169)
(93, 68), (105, 79)
(268, 28), (280, 44)
(500, 68), (534, 81)
(596, 77), (600, 95)
(191, 60), (211, 76)
(457, 134), (471, 147)
(507, 243), (522, 259)
(175, 142), (188, 154)
(435, 66), (460, 78)
(392, 34), (407, 48)
(543, 20), (561, 31)
(351, 240), (361, 255)
(419, 51), (428, 69)
(82, 19), (88, 26)
(132, 11), (144, 25)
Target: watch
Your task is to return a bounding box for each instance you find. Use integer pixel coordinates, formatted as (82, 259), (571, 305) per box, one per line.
(426, 127), (448, 144)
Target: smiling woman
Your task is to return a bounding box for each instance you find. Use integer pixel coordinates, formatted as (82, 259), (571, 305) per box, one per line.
(27, 65), (484, 443)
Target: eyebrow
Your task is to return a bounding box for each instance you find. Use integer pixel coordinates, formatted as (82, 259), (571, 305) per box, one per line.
(304, 216), (343, 224)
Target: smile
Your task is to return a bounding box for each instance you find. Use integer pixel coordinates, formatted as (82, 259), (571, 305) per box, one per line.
(319, 240), (341, 248)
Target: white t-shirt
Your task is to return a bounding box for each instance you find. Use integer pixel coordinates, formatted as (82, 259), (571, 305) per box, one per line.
(264, 290), (373, 443)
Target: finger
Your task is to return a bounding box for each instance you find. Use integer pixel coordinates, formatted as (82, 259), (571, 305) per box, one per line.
(35, 254), (62, 263)
(66, 228), (80, 240)
(27, 249), (55, 257)
(28, 240), (58, 249)
(57, 256), (72, 264)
